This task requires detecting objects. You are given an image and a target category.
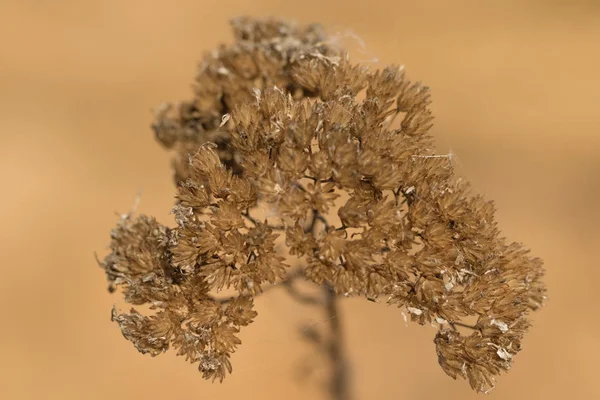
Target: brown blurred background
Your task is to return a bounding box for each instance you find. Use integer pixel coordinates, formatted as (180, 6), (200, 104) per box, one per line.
(1, 1), (599, 399)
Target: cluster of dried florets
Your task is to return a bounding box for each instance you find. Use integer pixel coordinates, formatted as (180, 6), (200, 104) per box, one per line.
(99, 17), (546, 392)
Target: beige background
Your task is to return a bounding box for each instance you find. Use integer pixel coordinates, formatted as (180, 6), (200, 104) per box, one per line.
(1, 1), (599, 399)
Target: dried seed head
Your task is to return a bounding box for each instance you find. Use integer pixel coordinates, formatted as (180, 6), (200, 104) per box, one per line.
(98, 17), (546, 391)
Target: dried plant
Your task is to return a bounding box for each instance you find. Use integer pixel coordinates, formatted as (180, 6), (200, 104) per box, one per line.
(97, 17), (546, 397)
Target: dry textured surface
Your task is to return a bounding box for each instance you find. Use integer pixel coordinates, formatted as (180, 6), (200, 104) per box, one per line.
(99, 17), (545, 393)
(1, 1), (599, 400)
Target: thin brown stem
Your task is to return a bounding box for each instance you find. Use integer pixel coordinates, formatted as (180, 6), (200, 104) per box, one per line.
(305, 208), (351, 400)
(324, 284), (350, 400)
(242, 209), (285, 231)
(282, 279), (322, 306)
(214, 268), (304, 304)
(449, 321), (480, 331)
(242, 209), (259, 226)
(314, 210), (330, 230)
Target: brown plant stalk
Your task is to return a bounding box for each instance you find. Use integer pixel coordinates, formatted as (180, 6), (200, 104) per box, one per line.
(97, 17), (546, 396)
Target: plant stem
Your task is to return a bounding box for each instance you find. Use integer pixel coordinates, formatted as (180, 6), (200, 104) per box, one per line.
(214, 268), (308, 304)
(324, 283), (350, 400)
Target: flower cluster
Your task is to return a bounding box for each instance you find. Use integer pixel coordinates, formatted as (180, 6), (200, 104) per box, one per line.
(99, 17), (546, 392)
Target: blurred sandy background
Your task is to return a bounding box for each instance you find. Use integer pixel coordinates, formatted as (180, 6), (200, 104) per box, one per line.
(1, 1), (599, 399)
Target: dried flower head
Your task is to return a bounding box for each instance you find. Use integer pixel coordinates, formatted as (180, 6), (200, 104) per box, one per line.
(98, 17), (546, 392)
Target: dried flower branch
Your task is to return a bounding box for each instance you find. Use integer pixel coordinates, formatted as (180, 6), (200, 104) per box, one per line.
(97, 16), (546, 394)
